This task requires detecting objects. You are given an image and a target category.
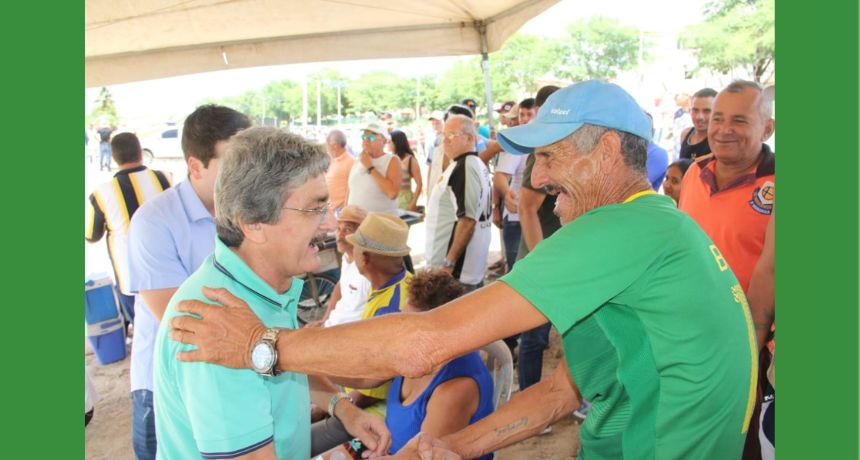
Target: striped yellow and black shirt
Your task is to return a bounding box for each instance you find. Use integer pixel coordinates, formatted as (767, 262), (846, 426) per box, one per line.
(86, 165), (171, 294)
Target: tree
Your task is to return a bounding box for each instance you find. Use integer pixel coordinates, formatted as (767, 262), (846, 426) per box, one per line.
(91, 87), (119, 126)
(433, 57), (515, 110)
(489, 33), (562, 96)
(555, 16), (643, 82)
(344, 71), (416, 114)
(681, 0), (774, 83)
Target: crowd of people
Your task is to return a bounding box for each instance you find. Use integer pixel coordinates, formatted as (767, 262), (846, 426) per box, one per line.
(86, 78), (775, 460)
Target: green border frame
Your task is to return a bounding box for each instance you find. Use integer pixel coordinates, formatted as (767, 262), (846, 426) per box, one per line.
(779, 2), (858, 459)
(4, 1), (83, 457)
(6, 2), (860, 458)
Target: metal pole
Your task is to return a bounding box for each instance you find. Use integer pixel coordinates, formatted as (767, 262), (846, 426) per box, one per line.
(478, 22), (495, 135)
(302, 78), (308, 129)
(415, 77), (420, 122)
(337, 83), (342, 126)
(316, 80), (322, 129)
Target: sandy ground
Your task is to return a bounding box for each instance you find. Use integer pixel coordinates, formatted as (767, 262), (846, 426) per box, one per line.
(84, 154), (581, 459)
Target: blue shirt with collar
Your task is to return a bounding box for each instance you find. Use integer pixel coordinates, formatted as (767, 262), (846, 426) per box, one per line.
(153, 238), (309, 459)
(127, 179), (216, 392)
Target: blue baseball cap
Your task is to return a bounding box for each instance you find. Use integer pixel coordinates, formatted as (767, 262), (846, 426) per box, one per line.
(497, 80), (651, 155)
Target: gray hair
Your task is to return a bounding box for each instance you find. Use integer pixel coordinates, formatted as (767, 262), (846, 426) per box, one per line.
(447, 114), (478, 150)
(568, 124), (648, 176)
(723, 80), (773, 120)
(215, 127), (330, 247)
(327, 129), (347, 148)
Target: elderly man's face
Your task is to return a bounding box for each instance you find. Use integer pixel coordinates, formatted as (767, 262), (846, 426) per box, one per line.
(335, 220), (360, 256)
(708, 88), (774, 165)
(325, 134), (341, 157)
(531, 132), (627, 225)
(430, 118), (443, 134)
(362, 130), (385, 155)
(442, 118), (473, 158)
(261, 174), (335, 278)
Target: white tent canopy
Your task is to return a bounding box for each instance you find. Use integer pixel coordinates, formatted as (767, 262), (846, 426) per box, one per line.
(85, 0), (559, 88)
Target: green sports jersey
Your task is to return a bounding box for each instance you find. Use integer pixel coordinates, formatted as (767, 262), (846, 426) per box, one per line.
(501, 193), (757, 459)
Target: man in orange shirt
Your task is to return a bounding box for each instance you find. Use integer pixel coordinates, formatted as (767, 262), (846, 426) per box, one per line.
(678, 80), (774, 460)
(679, 80), (774, 293)
(325, 129), (354, 210)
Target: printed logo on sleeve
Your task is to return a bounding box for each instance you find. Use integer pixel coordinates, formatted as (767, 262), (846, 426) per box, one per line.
(749, 181), (774, 215)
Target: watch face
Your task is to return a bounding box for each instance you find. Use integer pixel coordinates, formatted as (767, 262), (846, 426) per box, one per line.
(251, 343), (274, 371)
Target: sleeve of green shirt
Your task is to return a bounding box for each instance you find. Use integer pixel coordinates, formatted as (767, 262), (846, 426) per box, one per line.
(174, 336), (275, 455)
(499, 206), (663, 333)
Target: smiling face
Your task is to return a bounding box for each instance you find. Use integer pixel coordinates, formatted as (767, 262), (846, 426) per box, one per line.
(259, 174), (335, 279)
(708, 87), (774, 166)
(530, 130), (631, 225)
(690, 96), (714, 133)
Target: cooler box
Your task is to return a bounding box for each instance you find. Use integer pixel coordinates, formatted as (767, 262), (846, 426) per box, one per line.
(85, 275), (127, 365)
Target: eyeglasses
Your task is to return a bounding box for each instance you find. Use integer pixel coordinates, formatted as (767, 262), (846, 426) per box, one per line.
(444, 132), (467, 140)
(361, 133), (379, 142)
(283, 201), (332, 225)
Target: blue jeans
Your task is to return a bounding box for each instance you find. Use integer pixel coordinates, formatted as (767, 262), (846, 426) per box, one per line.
(131, 389), (157, 460)
(518, 322), (551, 390)
(99, 143), (111, 170)
(502, 218), (522, 272)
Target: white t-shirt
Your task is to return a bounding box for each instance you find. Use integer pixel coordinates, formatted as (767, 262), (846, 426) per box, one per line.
(494, 152), (527, 222)
(324, 255), (371, 327)
(85, 366), (98, 413)
(347, 153), (398, 215)
(424, 152), (493, 285)
(427, 144), (446, 202)
(672, 112), (693, 160)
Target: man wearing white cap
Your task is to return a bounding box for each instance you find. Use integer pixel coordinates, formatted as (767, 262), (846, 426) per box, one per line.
(347, 122), (402, 216)
(425, 110), (446, 192)
(169, 80), (758, 460)
(305, 205), (371, 328)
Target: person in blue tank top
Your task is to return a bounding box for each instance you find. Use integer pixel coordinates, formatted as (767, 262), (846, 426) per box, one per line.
(384, 269), (495, 458)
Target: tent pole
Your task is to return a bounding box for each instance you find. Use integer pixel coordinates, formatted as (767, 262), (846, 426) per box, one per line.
(478, 22), (495, 137)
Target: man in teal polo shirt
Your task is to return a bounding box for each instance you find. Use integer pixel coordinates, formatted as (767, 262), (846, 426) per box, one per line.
(153, 127), (389, 459)
(168, 81), (757, 459)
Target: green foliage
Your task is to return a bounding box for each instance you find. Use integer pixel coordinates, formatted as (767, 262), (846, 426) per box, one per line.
(91, 87), (118, 126)
(196, 16), (654, 120)
(489, 34), (561, 95)
(345, 71), (417, 114)
(556, 16), (643, 81)
(681, 0), (774, 82)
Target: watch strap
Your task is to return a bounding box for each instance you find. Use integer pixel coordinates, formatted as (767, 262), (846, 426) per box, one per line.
(253, 328), (280, 376)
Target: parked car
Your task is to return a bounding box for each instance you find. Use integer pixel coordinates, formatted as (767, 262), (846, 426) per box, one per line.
(141, 126), (182, 163)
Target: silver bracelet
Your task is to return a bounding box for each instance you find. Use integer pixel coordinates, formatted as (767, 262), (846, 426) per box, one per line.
(328, 392), (355, 422)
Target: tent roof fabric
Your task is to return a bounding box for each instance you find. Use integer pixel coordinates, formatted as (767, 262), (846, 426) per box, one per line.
(85, 0), (558, 87)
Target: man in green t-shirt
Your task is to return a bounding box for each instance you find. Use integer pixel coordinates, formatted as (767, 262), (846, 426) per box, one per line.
(168, 81), (758, 459)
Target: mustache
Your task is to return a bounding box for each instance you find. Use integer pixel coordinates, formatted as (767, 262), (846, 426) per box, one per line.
(311, 234), (327, 250)
(545, 184), (565, 195)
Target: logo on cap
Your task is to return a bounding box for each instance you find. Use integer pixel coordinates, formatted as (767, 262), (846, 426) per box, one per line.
(550, 108), (570, 116)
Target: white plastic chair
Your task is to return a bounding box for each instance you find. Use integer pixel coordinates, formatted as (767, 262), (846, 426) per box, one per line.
(480, 340), (513, 410)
